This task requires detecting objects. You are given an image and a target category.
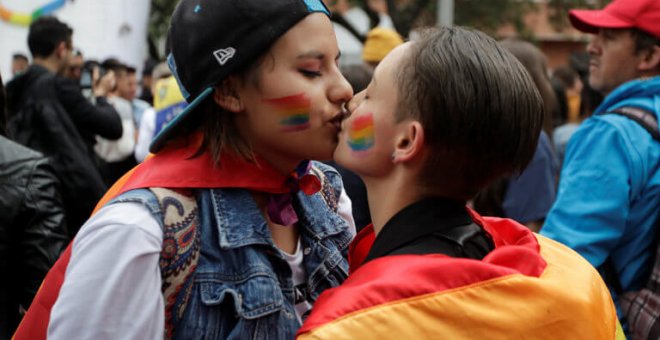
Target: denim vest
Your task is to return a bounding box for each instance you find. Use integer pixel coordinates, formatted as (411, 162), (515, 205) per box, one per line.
(110, 162), (352, 339)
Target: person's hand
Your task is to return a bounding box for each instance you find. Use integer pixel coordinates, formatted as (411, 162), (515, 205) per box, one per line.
(93, 69), (116, 97)
(367, 0), (388, 14)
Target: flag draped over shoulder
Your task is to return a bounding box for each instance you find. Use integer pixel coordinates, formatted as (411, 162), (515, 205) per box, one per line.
(13, 133), (294, 340)
(297, 214), (620, 339)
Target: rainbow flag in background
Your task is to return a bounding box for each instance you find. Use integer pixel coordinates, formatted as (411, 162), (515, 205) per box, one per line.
(0, 0), (68, 26)
(264, 94), (311, 132)
(347, 113), (374, 152)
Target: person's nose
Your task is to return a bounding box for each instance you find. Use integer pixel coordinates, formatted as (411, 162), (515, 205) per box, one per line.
(586, 34), (602, 56)
(328, 69), (353, 106)
(347, 90), (366, 114)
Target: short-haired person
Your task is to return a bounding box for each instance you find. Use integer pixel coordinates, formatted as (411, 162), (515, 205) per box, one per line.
(552, 65), (583, 124)
(326, 27), (403, 232)
(124, 66), (153, 130)
(6, 17), (122, 236)
(63, 49), (83, 82)
(11, 53), (29, 77)
(139, 59), (157, 105)
(14, 1), (355, 339)
(540, 0), (660, 333)
(94, 60), (138, 185)
(297, 27), (619, 339)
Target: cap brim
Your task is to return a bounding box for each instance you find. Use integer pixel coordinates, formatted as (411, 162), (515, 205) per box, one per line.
(149, 87), (214, 153)
(569, 9), (634, 34)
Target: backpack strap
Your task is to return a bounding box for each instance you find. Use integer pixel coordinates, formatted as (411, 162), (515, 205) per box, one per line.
(602, 106), (660, 141)
(598, 106), (658, 293)
(150, 187), (201, 340)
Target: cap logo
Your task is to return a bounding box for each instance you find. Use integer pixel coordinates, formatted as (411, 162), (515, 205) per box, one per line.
(213, 47), (236, 66)
(304, 0), (330, 15)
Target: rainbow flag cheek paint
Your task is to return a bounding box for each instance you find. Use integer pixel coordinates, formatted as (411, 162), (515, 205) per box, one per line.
(348, 113), (375, 153)
(263, 93), (311, 132)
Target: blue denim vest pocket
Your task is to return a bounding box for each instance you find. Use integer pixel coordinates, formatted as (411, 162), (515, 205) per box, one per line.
(198, 274), (284, 319)
(176, 271), (295, 340)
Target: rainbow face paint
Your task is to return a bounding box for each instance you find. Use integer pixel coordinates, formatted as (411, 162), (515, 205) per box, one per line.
(264, 93), (311, 132)
(348, 113), (375, 153)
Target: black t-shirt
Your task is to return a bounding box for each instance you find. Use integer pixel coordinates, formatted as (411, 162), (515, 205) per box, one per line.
(364, 197), (494, 263)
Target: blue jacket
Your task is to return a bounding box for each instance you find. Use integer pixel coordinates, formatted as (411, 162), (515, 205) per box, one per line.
(542, 77), (660, 301)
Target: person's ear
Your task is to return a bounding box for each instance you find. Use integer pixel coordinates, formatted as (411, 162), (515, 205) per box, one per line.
(392, 120), (424, 163)
(213, 76), (243, 112)
(637, 45), (660, 72)
(55, 42), (67, 59)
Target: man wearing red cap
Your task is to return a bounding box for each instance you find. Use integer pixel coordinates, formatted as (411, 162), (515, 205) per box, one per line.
(541, 0), (660, 337)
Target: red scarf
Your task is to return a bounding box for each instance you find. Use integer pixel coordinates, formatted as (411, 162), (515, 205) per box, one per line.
(13, 132), (320, 339)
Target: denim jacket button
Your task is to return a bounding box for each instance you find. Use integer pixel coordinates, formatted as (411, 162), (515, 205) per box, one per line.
(303, 247), (311, 255)
(284, 310), (295, 320)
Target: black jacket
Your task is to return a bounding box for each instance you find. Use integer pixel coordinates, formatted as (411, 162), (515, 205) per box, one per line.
(0, 136), (68, 339)
(6, 65), (122, 146)
(364, 198), (494, 264)
(6, 65), (121, 235)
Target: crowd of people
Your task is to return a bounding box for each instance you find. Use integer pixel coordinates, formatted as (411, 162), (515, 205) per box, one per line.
(1, 0), (658, 339)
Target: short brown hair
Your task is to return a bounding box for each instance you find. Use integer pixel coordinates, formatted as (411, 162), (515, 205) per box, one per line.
(395, 27), (543, 199)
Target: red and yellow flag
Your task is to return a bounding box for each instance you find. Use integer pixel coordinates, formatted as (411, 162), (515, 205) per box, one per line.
(298, 214), (619, 339)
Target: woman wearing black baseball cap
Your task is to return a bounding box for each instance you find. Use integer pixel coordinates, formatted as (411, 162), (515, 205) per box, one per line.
(15, 0), (356, 339)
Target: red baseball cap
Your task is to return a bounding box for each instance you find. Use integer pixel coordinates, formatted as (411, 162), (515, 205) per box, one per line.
(569, 0), (660, 39)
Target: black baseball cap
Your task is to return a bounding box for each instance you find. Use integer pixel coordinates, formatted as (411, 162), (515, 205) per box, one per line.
(149, 0), (330, 153)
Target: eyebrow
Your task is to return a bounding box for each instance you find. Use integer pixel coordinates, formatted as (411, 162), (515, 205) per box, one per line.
(297, 51), (324, 60)
(296, 51), (342, 61)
